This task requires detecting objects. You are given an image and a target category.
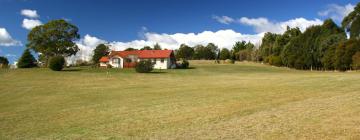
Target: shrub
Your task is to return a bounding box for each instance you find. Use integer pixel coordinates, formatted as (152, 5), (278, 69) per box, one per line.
(225, 59), (235, 64)
(177, 60), (190, 69)
(135, 60), (154, 73)
(49, 56), (65, 71)
(268, 55), (282, 66)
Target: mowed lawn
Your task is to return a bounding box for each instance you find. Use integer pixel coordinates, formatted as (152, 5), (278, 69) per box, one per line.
(1, 61), (360, 139)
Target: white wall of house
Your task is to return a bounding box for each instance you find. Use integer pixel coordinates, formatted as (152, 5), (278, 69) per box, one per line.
(109, 56), (123, 68)
(153, 58), (169, 69)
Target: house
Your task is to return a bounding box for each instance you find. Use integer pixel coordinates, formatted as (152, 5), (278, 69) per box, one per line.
(99, 50), (177, 69)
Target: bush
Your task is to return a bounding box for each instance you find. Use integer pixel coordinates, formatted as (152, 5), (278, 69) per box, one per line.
(177, 60), (189, 69)
(135, 60), (154, 73)
(49, 56), (65, 71)
(225, 59), (235, 64)
(268, 55), (282, 66)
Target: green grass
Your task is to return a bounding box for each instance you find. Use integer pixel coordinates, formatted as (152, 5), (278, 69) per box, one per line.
(1, 61), (360, 139)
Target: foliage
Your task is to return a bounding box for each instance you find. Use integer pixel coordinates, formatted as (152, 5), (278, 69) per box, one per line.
(342, 3), (360, 39)
(124, 48), (137, 51)
(268, 55), (282, 66)
(153, 43), (162, 50)
(140, 46), (153, 50)
(176, 44), (194, 60)
(135, 60), (154, 73)
(352, 51), (360, 70)
(17, 49), (37, 68)
(177, 59), (190, 69)
(193, 43), (218, 60)
(49, 56), (66, 71)
(0, 56), (9, 68)
(27, 19), (80, 64)
(334, 39), (360, 71)
(92, 44), (109, 64)
(219, 48), (230, 60)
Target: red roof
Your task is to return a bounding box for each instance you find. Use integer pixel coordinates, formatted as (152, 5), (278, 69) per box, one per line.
(109, 50), (173, 59)
(99, 56), (109, 62)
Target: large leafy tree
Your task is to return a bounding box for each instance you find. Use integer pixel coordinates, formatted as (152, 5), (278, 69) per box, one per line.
(17, 49), (37, 68)
(176, 44), (194, 60)
(0, 56), (9, 68)
(27, 19), (80, 64)
(219, 48), (230, 60)
(92, 44), (109, 64)
(334, 39), (360, 71)
(342, 2), (360, 39)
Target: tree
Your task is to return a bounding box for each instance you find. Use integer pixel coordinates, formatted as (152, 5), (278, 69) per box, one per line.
(135, 60), (154, 73)
(205, 43), (218, 60)
(140, 46), (152, 50)
(124, 47), (137, 51)
(219, 48), (230, 60)
(335, 39), (360, 71)
(27, 19), (80, 65)
(17, 49), (37, 68)
(49, 56), (65, 71)
(0, 56), (9, 68)
(352, 52), (360, 70)
(342, 2), (360, 39)
(176, 44), (194, 60)
(153, 43), (162, 50)
(92, 44), (109, 64)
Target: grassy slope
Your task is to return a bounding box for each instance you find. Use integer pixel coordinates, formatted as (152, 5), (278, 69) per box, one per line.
(0, 61), (359, 139)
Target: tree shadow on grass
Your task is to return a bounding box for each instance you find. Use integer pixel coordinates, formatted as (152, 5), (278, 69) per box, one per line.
(62, 69), (82, 72)
(149, 71), (167, 74)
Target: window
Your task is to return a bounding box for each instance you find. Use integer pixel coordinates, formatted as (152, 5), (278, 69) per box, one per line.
(161, 59), (164, 63)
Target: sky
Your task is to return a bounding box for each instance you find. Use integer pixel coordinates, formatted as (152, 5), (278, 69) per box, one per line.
(0, 0), (358, 63)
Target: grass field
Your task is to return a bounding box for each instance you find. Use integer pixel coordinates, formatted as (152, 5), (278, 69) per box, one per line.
(1, 61), (360, 139)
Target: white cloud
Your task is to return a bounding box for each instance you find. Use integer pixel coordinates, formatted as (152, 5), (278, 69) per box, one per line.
(0, 28), (22, 46)
(21, 9), (39, 18)
(22, 19), (42, 30)
(67, 30), (263, 63)
(212, 15), (235, 24)
(238, 17), (323, 33)
(318, 3), (355, 22)
(66, 34), (107, 64)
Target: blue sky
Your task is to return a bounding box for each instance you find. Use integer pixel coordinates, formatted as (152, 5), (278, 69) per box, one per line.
(0, 0), (358, 63)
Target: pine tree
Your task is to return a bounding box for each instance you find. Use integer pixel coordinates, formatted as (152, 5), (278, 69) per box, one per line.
(17, 49), (37, 68)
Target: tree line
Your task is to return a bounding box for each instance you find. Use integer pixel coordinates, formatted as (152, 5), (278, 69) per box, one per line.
(175, 3), (360, 71)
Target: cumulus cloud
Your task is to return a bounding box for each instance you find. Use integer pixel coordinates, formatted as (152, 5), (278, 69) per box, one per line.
(239, 17), (323, 33)
(68, 30), (263, 63)
(22, 19), (43, 30)
(0, 28), (22, 46)
(318, 3), (355, 22)
(21, 9), (39, 18)
(66, 34), (107, 64)
(212, 15), (234, 24)
(213, 15), (323, 34)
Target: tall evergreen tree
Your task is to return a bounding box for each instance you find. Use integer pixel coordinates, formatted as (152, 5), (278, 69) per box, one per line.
(153, 43), (162, 50)
(17, 49), (37, 68)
